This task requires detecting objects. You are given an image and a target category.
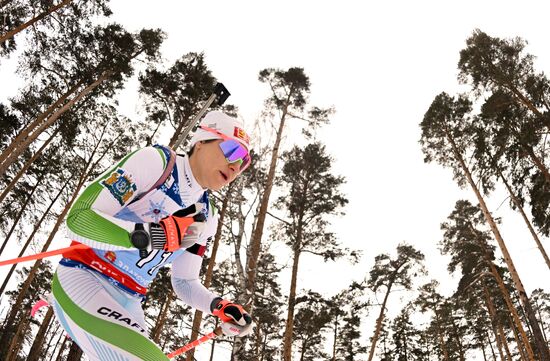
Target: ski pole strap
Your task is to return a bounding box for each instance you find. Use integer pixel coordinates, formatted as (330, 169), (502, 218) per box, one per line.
(0, 243), (88, 267)
(167, 327), (223, 358)
(31, 299), (50, 318)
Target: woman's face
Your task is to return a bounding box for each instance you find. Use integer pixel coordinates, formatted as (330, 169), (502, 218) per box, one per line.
(190, 140), (242, 191)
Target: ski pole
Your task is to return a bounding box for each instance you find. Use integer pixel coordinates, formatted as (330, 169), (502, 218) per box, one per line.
(0, 243), (88, 266)
(167, 326), (223, 358)
(0, 83), (231, 267)
(172, 82), (230, 151)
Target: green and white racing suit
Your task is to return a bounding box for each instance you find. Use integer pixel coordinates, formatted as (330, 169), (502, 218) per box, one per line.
(52, 145), (220, 360)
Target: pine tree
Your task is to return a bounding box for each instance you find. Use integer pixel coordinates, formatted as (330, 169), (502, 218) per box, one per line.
(469, 92), (550, 269)
(420, 91), (549, 360)
(0, 106), (144, 355)
(415, 281), (451, 361)
(0, 261), (53, 360)
(292, 291), (331, 361)
(329, 281), (368, 360)
(0, 21), (164, 176)
(439, 199), (535, 359)
(275, 142), (349, 361)
(246, 250), (285, 360)
(0, 0), (73, 48)
(390, 304), (427, 361)
(0, 0), (113, 58)
(367, 243), (425, 361)
(458, 30), (550, 130)
(185, 184), (234, 361)
(245, 67), (332, 322)
(138, 52), (217, 147)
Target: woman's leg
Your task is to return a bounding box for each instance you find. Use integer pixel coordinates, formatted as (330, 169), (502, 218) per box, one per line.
(51, 265), (168, 361)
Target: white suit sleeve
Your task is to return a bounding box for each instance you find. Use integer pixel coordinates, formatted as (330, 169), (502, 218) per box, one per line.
(171, 213), (219, 314)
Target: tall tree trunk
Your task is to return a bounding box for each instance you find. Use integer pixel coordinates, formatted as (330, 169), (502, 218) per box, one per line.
(450, 315), (466, 361)
(0, 169), (46, 256)
(0, 71), (112, 177)
(0, 176), (71, 295)
(27, 306), (54, 361)
(252, 269), (265, 361)
(434, 311), (451, 361)
(168, 111), (188, 149)
(245, 107), (288, 309)
(482, 284), (506, 361)
(0, 76), (85, 174)
(185, 186), (231, 361)
(508, 313), (529, 361)
(5, 313), (31, 361)
(495, 164), (550, 270)
(516, 294), (538, 348)
(150, 290), (174, 343)
(534, 297), (549, 344)
(47, 327), (64, 361)
(444, 127), (550, 360)
(476, 235), (536, 361)
(43, 323), (61, 360)
(486, 331), (498, 361)
(282, 247), (301, 361)
(482, 237), (534, 359)
(0, 0), (13, 9)
(299, 339), (307, 361)
(331, 316), (338, 361)
(253, 318), (262, 361)
(54, 335), (70, 361)
(0, 0), (72, 44)
(498, 322), (514, 361)
(0, 127), (59, 206)
(0, 161), (89, 352)
(482, 343), (488, 361)
(367, 280), (394, 361)
(65, 340), (83, 361)
(230, 197), (252, 360)
(208, 317), (220, 361)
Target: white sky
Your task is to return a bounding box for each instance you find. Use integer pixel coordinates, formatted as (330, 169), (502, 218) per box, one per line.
(1, 0), (550, 359)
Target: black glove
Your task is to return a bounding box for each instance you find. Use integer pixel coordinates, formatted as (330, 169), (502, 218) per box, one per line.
(130, 203), (206, 256)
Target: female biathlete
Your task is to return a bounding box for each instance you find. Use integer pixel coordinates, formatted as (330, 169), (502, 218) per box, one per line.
(51, 111), (253, 360)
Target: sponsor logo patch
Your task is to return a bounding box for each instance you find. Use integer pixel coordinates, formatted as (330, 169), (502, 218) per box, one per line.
(233, 127), (250, 144)
(104, 251), (116, 263)
(97, 307), (146, 333)
(101, 168), (137, 205)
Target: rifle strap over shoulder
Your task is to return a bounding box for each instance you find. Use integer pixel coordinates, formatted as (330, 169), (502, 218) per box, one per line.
(131, 145), (177, 204)
(148, 145), (177, 192)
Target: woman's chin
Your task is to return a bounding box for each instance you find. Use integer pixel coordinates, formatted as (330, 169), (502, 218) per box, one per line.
(209, 181), (225, 192)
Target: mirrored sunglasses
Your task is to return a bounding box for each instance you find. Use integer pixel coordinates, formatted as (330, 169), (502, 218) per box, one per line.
(199, 125), (251, 172)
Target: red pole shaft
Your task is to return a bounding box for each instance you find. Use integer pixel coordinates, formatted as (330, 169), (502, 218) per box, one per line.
(167, 327), (222, 358)
(0, 243), (88, 266)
